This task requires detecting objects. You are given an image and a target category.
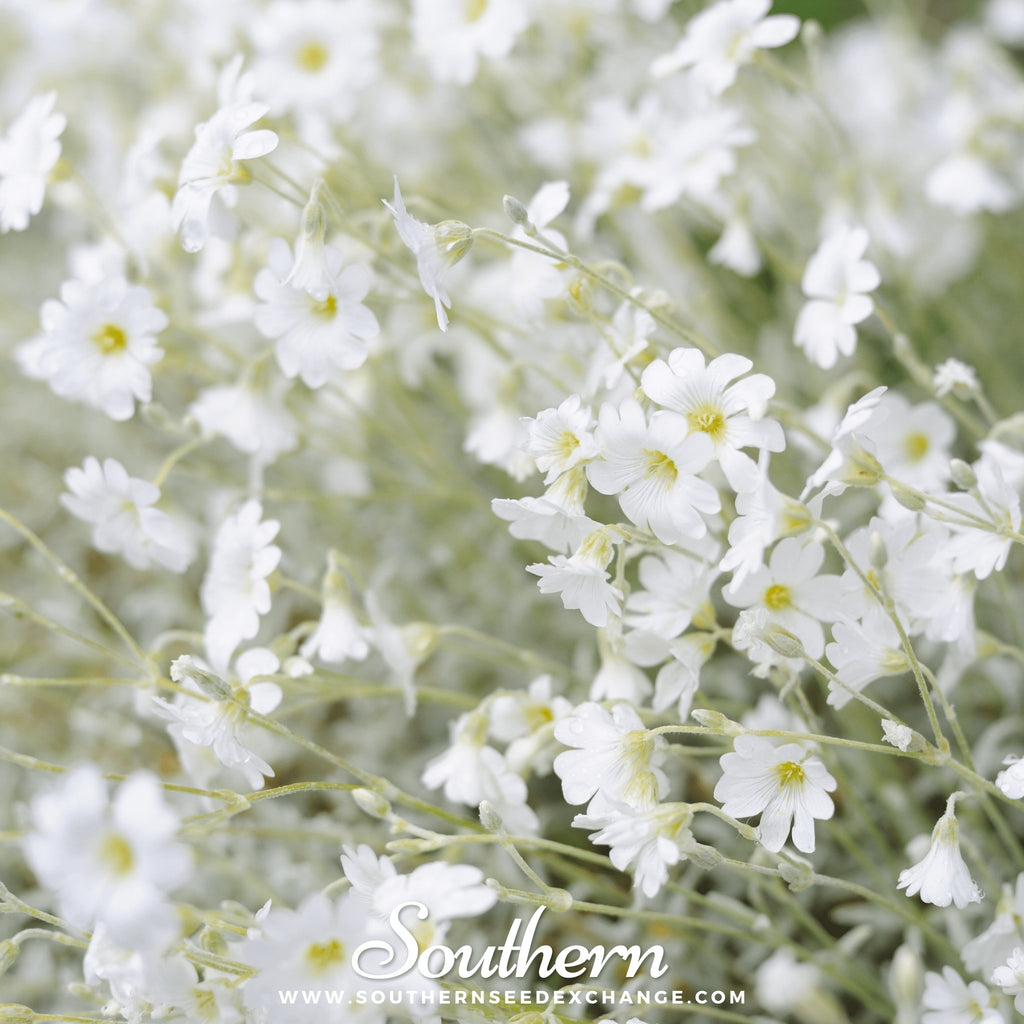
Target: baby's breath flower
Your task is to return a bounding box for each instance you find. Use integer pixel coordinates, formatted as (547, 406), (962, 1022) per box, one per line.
(0, 91), (65, 233)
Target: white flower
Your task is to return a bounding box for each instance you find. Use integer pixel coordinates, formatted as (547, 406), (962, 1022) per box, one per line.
(343, 845), (496, 926)
(587, 398), (719, 544)
(724, 538), (844, 661)
(882, 719), (916, 752)
(249, 0), (379, 121)
(714, 734), (837, 853)
(651, 0), (800, 94)
(61, 457), (193, 572)
(573, 798), (695, 897)
(992, 948), (1024, 1014)
(23, 766), (192, 946)
(522, 394), (599, 484)
(871, 393), (956, 492)
(964, 875), (1024, 975)
(240, 893), (377, 1024)
(934, 358), (980, 398)
(300, 557), (370, 665)
(802, 386), (887, 499)
(492, 470), (599, 554)
(625, 548), (719, 641)
(640, 347), (785, 491)
(922, 966), (1004, 1024)
(996, 757), (1024, 799)
(171, 100), (278, 253)
(254, 237), (379, 388)
(383, 177), (471, 332)
(422, 711), (539, 834)
(528, 527), (624, 628)
(18, 274), (167, 421)
(794, 225), (880, 369)
(945, 459), (1021, 580)
(154, 649), (282, 790)
(201, 500), (282, 666)
(825, 607), (909, 709)
(488, 675), (573, 774)
(411, 0), (529, 85)
(553, 702), (668, 809)
(0, 91), (65, 232)
(190, 377), (299, 466)
(897, 798), (983, 909)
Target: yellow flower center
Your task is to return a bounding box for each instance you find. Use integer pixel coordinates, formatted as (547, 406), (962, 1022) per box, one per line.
(464, 0), (488, 21)
(98, 833), (134, 876)
(555, 430), (580, 462)
(687, 403), (728, 444)
(904, 432), (929, 461)
(621, 730), (661, 805)
(644, 449), (678, 485)
(305, 939), (346, 974)
(775, 760), (805, 788)
(295, 41), (330, 72)
(92, 323), (128, 355)
(311, 294), (337, 320)
(763, 584), (792, 610)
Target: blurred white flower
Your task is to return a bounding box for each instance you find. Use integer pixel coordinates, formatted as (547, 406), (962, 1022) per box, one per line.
(794, 225), (880, 369)
(23, 766), (192, 946)
(201, 499), (282, 666)
(171, 99), (278, 253)
(652, 0), (800, 94)
(0, 91), (65, 232)
(922, 966), (1003, 1024)
(61, 456), (193, 572)
(411, 0), (529, 85)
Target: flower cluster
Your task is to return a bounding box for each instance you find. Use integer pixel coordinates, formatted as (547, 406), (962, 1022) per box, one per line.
(3, 1), (1024, 1022)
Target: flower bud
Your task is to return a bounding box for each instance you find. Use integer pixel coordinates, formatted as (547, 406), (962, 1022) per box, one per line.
(763, 624), (806, 660)
(170, 655), (230, 701)
(950, 458), (977, 490)
(0, 941), (19, 976)
(352, 788), (392, 820)
(502, 194), (531, 227)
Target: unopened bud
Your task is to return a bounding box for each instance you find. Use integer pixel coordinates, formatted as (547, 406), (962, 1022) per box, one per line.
(889, 943), (924, 1012)
(0, 1005), (34, 1024)
(763, 625), (806, 660)
(479, 800), (505, 834)
(0, 940), (19, 976)
(950, 458), (977, 491)
(690, 709), (744, 735)
(502, 194), (531, 227)
(170, 655), (230, 701)
(778, 856), (814, 891)
(889, 482), (926, 512)
(352, 788), (392, 820)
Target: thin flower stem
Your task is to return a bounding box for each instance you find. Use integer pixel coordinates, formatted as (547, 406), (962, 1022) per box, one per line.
(0, 591), (140, 670)
(438, 624), (570, 677)
(10, 927), (88, 950)
(152, 435), (207, 488)
(473, 227), (720, 356)
(818, 520), (947, 749)
(0, 507), (150, 673)
(246, 709), (481, 831)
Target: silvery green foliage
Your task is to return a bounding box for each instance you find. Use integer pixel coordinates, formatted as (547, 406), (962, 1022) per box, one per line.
(2, 1), (1024, 1022)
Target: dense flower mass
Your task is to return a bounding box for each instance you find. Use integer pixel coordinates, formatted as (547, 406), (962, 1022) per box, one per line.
(3, 1), (1024, 1022)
